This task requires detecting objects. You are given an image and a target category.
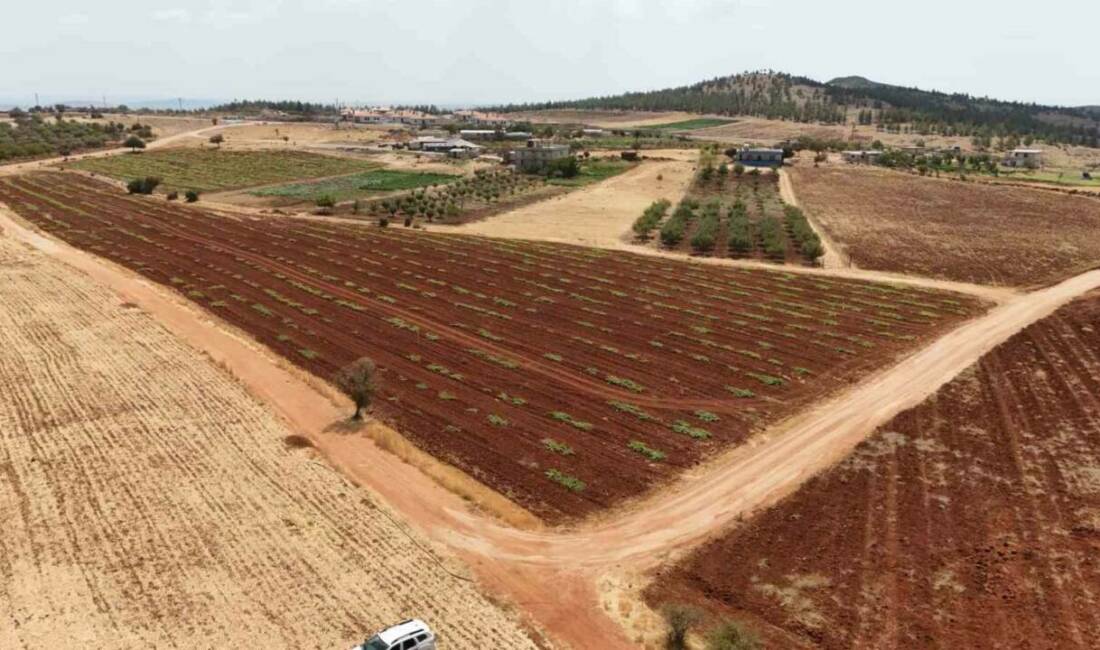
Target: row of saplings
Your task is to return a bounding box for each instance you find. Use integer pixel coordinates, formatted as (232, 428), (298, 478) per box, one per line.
(363, 168), (544, 226)
(633, 198), (822, 262)
(125, 176), (200, 202)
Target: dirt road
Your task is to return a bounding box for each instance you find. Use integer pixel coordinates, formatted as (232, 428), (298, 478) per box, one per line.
(5, 202), (1099, 647)
(777, 166), (848, 269)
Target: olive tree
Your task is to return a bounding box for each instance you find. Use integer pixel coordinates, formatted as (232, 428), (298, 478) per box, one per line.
(333, 357), (377, 420)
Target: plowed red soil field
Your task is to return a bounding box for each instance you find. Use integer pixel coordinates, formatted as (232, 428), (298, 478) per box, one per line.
(790, 165), (1100, 287)
(0, 172), (984, 522)
(646, 290), (1100, 649)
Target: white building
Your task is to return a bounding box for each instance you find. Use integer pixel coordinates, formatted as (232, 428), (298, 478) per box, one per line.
(1004, 148), (1043, 169)
(735, 147), (784, 167)
(842, 150), (884, 164)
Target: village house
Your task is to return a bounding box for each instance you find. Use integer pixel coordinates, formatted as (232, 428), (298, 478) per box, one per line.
(735, 146), (784, 167)
(510, 139), (570, 172)
(1003, 148), (1043, 169)
(842, 149), (884, 164)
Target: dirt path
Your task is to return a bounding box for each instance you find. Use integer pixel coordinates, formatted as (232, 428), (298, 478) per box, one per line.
(777, 166), (848, 269)
(435, 150), (697, 248)
(5, 203), (1099, 647)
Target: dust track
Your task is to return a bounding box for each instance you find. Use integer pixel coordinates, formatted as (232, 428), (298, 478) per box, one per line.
(0, 232), (538, 649)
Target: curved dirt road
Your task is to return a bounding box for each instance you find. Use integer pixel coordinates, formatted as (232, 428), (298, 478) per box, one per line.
(4, 205), (1099, 648)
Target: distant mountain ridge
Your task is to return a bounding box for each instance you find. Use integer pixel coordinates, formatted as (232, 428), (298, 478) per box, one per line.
(492, 70), (1099, 147)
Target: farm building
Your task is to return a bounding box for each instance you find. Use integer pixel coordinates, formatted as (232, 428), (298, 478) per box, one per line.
(1003, 148), (1043, 169)
(510, 139), (570, 172)
(842, 150), (884, 164)
(459, 129), (497, 140)
(409, 136), (483, 158)
(734, 147), (784, 167)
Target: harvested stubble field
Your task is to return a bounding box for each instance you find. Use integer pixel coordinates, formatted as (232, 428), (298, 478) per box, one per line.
(645, 290), (1100, 649)
(0, 172), (984, 522)
(790, 165), (1100, 287)
(69, 147), (377, 192)
(0, 234), (538, 649)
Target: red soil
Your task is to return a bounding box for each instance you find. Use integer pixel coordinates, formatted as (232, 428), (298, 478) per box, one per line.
(646, 291), (1100, 648)
(0, 172), (983, 522)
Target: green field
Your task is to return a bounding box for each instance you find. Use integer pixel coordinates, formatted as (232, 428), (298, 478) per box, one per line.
(546, 159), (636, 187)
(71, 148), (377, 192)
(644, 118), (734, 131)
(252, 169), (459, 202)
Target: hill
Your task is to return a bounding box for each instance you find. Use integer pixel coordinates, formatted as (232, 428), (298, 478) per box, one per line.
(494, 71), (1100, 147)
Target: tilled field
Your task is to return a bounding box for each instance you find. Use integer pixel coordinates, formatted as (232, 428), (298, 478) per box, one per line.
(646, 291), (1100, 649)
(0, 235), (538, 649)
(0, 172), (984, 521)
(790, 165), (1100, 287)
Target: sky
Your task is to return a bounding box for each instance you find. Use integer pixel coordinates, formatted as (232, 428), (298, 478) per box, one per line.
(3, 0), (1097, 108)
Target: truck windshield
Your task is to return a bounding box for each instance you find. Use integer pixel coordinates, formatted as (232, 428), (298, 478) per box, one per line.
(364, 636), (389, 650)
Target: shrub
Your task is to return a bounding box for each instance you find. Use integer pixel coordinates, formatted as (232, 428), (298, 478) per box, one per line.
(124, 135), (145, 151)
(632, 198), (671, 240)
(628, 440), (666, 462)
(378, 217), (389, 227)
(184, 189), (200, 202)
(126, 176), (161, 195)
(660, 202), (694, 248)
(542, 438), (575, 455)
(706, 620), (759, 650)
(165, 191), (178, 201)
(661, 603), (702, 650)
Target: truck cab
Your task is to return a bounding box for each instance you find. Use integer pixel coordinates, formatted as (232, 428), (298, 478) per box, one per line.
(353, 619), (437, 650)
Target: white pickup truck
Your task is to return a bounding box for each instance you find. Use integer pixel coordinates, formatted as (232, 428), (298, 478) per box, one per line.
(352, 619), (437, 650)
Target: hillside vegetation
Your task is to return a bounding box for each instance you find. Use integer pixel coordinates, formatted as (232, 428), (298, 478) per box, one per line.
(496, 71), (1100, 147)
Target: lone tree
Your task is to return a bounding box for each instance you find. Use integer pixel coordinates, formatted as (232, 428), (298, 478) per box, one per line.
(209, 133), (225, 148)
(124, 135), (145, 152)
(661, 603), (702, 650)
(334, 357), (377, 420)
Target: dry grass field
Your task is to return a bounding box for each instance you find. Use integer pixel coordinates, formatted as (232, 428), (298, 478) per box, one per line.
(646, 289), (1100, 649)
(513, 109), (699, 129)
(789, 165), (1100, 287)
(210, 122), (388, 148)
(0, 234), (539, 649)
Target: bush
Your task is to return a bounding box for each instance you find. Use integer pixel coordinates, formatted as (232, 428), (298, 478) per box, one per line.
(706, 620), (759, 650)
(632, 198), (671, 239)
(547, 155), (579, 178)
(661, 604), (702, 650)
(315, 194), (336, 209)
(732, 163), (745, 176)
(126, 176), (161, 195)
(659, 202), (694, 248)
(124, 135), (145, 152)
(378, 217), (389, 227)
(184, 190), (200, 202)
(165, 191), (178, 201)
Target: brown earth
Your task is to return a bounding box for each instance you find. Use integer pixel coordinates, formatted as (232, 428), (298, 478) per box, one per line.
(789, 164), (1100, 288)
(646, 289), (1100, 649)
(0, 232), (540, 649)
(0, 171), (983, 523)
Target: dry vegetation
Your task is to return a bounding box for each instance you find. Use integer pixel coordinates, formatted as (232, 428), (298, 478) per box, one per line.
(790, 164), (1100, 287)
(0, 234), (538, 649)
(646, 290), (1100, 650)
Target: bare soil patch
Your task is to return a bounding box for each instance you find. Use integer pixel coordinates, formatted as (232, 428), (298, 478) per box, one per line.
(0, 233), (538, 649)
(790, 164), (1100, 287)
(0, 172), (983, 523)
(646, 289), (1100, 649)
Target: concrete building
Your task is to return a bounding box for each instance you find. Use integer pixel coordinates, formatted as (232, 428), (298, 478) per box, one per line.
(510, 139), (571, 172)
(735, 146), (784, 167)
(842, 150), (884, 164)
(459, 129), (497, 140)
(1004, 148), (1043, 169)
(409, 136), (482, 158)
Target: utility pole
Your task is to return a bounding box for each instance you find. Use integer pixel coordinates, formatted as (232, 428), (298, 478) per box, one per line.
(34, 92), (39, 108)
(178, 97), (183, 112)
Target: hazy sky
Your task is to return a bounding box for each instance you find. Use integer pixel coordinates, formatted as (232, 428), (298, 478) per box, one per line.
(5, 0), (1097, 108)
